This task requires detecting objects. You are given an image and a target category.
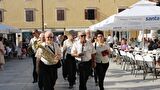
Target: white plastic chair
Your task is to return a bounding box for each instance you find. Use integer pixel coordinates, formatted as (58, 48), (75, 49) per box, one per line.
(119, 50), (127, 70)
(134, 54), (146, 79)
(127, 52), (136, 74)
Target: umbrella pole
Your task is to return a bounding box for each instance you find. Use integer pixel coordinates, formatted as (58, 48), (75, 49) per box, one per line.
(142, 22), (145, 51)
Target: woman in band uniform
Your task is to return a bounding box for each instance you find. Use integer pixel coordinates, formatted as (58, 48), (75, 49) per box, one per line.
(94, 30), (110, 90)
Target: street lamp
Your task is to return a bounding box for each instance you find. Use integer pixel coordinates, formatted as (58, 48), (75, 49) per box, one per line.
(41, 0), (44, 31)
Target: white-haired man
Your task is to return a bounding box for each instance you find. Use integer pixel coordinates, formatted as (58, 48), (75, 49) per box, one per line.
(35, 31), (61, 90)
(85, 29), (92, 42)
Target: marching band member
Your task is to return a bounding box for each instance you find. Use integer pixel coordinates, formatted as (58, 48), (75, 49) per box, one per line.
(36, 32), (45, 90)
(63, 31), (76, 88)
(35, 31), (61, 90)
(94, 30), (110, 90)
(71, 31), (96, 90)
(28, 29), (40, 83)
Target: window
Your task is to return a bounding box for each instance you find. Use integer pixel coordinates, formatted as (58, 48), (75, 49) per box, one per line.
(118, 8), (126, 13)
(25, 9), (35, 22)
(56, 9), (65, 21)
(85, 9), (96, 20)
(0, 10), (4, 22)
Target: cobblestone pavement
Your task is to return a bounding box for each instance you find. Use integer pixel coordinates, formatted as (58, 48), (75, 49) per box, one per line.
(0, 57), (160, 90)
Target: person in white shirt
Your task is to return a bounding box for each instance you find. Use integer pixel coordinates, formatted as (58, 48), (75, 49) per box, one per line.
(93, 30), (110, 90)
(63, 32), (76, 88)
(17, 41), (22, 59)
(35, 31), (61, 90)
(28, 29), (40, 83)
(71, 31), (96, 90)
(0, 36), (5, 71)
(107, 34), (113, 48)
(85, 29), (92, 42)
(35, 32), (45, 90)
(113, 35), (118, 44)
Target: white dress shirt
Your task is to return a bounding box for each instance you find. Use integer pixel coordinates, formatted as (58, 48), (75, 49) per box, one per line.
(29, 37), (39, 53)
(71, 40), (96, 62)
(63, 39), (74, 54)
(93, 42), (110, 63)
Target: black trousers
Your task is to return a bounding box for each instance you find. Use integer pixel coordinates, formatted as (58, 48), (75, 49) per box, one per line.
(66, 54), (76, 86)
(62, 58), (67, 79)
(93, 68), (98, 84)
(31, 54), (38, 82)
(96, 62), (109, 90)
(39, 61), (58, 90)
(78, 60), (92, 90)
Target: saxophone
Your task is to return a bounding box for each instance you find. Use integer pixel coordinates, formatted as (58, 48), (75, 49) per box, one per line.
(37, 43), (59, 64)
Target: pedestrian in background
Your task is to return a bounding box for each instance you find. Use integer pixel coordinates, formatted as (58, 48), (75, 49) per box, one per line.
(107, 33), (113, 48)
(17, 41), (22, 59)
(0, 35), (5, 71)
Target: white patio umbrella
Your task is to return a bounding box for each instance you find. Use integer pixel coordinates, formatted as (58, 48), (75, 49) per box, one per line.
(89, 0), (157, 31)
(115, 0), (160, 30)
(115, 0), (160, 48)
(130, 0), (156, 7)
(89, 14), (134, 31)
(89, 0), (158, 30)
(0, 24), (20, 33)
(96, 15), (127, 30)
(89, 15), (118, 31)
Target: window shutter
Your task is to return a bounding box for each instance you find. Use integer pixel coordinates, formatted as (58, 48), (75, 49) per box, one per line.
(25, 10), (34, 22)
(57, 10), (65, 21)
(0, 10), (3, 22)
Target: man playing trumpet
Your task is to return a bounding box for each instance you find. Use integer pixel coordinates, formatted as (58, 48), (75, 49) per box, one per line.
(35, 31), (61, 90)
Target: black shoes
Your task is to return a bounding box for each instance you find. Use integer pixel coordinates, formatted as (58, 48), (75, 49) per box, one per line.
(32, 80), (37, 83)
(95, 82), (98, 86)
(69, 85), (73, 89)
(73, 82), (76, 85)
(64, 77), (67, 81)
(69, 82), (76, 89)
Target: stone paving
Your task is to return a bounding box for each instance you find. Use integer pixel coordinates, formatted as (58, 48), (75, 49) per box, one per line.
(0, 57), (160, 90)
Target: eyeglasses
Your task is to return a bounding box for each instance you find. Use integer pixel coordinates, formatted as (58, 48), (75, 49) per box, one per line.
(80, 35), (86, 37)
(47, 36), (53, 39)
